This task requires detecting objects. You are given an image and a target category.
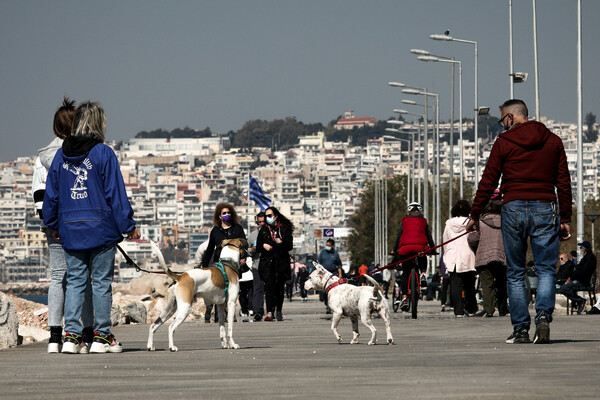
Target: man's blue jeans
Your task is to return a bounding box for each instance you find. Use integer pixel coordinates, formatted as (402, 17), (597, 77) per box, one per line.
(501, 200), (559, 330)
(64, 245), (116, 336)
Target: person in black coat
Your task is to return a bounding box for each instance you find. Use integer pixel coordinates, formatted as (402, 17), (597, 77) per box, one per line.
(201, 203), (246, 322)
(256, 206), (294, 321)
(559, 241), (597, 314)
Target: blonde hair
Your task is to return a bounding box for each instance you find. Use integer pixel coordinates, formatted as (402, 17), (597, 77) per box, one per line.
(72, 101), (106, 142)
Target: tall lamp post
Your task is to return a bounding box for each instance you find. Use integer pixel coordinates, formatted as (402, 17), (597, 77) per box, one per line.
(393, 111), (424, 204)
(412, 49), (457, 210)
(385, 129), (414, 204)
(430, 33), (481, 187)
(416, 54), (464, 200)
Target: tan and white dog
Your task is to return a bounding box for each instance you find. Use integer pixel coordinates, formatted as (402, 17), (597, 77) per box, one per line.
(304, 263), (394, 345)
(147, 238), (247, 352)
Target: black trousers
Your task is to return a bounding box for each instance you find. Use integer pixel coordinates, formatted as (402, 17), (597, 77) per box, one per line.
(450, 270), (478, 315)
(239, 280), (254, 314)
(477, 261), (508, 315)
(265, 273), (286, 314)
(251, 269), (265, 315)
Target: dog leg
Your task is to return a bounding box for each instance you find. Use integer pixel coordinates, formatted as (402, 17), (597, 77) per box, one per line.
(226, 290), (239, 349)
(378, 307), (395, 345)
(147, 289), (177, 351)
(331, 312), (343, 343)
(216, 303), (227, 348)
(360, 310), (377, 345)
(168, 303), (192, 352)
(350, 316), (360, 344)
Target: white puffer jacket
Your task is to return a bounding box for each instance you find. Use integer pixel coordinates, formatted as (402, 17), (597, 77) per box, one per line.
(442, 217), (476, 273)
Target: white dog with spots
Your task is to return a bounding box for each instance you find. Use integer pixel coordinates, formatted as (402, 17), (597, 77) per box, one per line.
(146, 238), (247, 352)
(305, 263), (394, 345)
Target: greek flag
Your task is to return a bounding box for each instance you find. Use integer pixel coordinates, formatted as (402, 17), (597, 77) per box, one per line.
(249, 174), (271, 211)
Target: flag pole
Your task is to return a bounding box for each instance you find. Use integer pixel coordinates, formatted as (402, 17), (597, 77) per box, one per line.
(247, 173), (251, 234)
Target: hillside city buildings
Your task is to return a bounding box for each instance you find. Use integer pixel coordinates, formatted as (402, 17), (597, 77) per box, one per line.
(0, 115), (596, 283)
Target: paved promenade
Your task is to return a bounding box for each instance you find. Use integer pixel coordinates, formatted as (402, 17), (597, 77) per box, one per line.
(1, 295), (599, 399)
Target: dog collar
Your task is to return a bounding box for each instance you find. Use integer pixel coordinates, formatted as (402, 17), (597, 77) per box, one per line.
(326, 278), (348, 294)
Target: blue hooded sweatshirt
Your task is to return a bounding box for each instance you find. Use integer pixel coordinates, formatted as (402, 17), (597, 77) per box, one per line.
(43, 138), (135, 252)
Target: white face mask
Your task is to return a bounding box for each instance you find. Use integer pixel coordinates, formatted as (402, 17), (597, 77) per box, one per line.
(266, 216), (276, 226)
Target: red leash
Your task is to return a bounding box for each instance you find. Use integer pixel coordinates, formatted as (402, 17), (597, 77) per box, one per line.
(360, 230), (472, 277)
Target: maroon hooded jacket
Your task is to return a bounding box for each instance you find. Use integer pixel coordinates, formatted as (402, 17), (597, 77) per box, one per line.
(471, 120), (572, 223)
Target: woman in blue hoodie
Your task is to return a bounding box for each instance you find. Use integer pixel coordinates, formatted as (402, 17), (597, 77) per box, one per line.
(43, 101), (140, 354)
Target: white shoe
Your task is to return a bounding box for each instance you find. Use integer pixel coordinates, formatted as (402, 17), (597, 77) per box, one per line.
(47, 342), (61, 354)
(89, 334), (123, 353)
(61, 334), (88, 354)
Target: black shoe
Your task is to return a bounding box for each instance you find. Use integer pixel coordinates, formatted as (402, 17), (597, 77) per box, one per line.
(506, 327), (531, 344)
(400, 298), (409, 312)
(588, 306), (600, 314)
(276, 312), (283, 321)
(485, 313), (494, 318)
(473, 310), (486, 317)
(253, 313), (263, 322)
(577, 299), (587, 315)
(533, 314), (550, 344)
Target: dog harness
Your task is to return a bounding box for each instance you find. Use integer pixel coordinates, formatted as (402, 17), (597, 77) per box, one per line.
(325, 278), (348, 294)
(213, 259), (238, 299)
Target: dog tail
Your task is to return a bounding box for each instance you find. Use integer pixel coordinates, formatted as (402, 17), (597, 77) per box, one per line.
(150, 240), (180, 282)
(363, 274), (383, 298)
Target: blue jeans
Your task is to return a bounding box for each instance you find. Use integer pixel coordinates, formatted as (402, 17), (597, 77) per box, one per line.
(501, 200), (559, 330)
(45, 229), (93, 329)
(64, 245), (116, 336)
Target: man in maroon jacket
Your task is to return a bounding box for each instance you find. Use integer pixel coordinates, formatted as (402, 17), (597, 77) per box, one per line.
(467, 99), (572, 345)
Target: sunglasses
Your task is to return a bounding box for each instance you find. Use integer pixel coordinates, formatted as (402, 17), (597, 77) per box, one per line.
(221, 211), (231, 215)
(265, 213), (274, 217)
(498, 113), (513, 126)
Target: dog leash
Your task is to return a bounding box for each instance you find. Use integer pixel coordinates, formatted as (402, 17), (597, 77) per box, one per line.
(116, 243), (166, 275)
(360, 230), (472, 277)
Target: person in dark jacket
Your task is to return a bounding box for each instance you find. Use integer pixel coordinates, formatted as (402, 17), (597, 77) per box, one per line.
(392, 202), (435, 312)
(201, 203), (246, 322)
(256, 206), (294, 321)
(467, 99), (572, 345)
(467, 192), (509, 317)
(43, 101), (140, 354)
(556, 253), (575, 285)
(559, 241), (597, 314)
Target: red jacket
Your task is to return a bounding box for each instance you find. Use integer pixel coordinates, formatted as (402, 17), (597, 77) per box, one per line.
(471, 121), (572, 222)
(397, 215), (430, 250)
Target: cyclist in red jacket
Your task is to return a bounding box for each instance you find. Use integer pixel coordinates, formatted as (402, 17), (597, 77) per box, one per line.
(392, 202), (435, 312)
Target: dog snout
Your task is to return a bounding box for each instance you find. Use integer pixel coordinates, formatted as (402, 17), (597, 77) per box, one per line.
(304, 280), (314, 291)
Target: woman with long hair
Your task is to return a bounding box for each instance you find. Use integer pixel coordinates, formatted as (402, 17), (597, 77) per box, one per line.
(256, 206), (294, 321)
(201, 202), (246, 322)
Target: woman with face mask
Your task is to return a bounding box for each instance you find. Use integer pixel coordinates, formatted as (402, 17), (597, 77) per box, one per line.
(201, 203), (247, 322)
(256, 206), (295, 321)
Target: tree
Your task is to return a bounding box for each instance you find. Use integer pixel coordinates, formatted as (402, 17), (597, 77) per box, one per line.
(584, 112), (598, 143)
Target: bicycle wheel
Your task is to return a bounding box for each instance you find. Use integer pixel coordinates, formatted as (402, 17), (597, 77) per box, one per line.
(410, 270), (419, 319)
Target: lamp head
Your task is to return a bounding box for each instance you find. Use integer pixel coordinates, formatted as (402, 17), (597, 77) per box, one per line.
(387, 120), (404, 126)
(418, 55), (439, 62)
(401, 100), (417, 105)
(402, 89), (421, 95)
(410, 49), (430, 55)
(393, 109), (410, 114)
(388, 82), (406, 87)
(430, 33), (453, 41)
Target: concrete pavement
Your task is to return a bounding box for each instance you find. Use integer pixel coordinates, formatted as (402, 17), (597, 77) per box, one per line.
(1, 294), (599, 399)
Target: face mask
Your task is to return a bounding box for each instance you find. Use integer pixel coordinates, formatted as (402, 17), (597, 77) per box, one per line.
(266, 216), (276, 225)
(221, 214), (232, 223)
(326, 246), (333, 252)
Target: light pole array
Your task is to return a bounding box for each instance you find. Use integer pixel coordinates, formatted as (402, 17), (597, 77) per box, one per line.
(384, 129), (414, 204)
(430, 33), (482, 186)
(393, 109), (425, 208)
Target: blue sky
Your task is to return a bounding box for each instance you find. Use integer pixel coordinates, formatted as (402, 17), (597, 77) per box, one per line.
(1, 0), (599, 162)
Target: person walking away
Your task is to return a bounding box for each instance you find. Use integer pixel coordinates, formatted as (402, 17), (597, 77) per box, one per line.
(43, 101), (140, 354)
(32, 97), (93, 353)
(555, 253), (575, 286)
(256, 206), (294, 321)
(392, 202), (435, 312)
(558, 241), (596, 314)
(201, 203), (247, 323)
(247, 212), (266, 321)
(298, 265), (309, 302)
(317, 238), (343, 313)
(467, 99), (572, 344)
(467, 191), (509, 317)
(443, 200), (478, 317)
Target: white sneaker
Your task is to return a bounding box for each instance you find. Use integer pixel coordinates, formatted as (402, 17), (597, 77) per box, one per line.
(61, 333), (88, 354)
(89, 333), (123, 353)
(47, 342), (61, 354)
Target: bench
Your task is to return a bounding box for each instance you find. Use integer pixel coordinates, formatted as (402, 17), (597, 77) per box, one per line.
(564, 270), (597, 315)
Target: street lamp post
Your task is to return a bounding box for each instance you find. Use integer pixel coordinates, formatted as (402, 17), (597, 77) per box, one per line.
(412, 49), (456, 213)
(585, 213), (600, 253)
(417, 54), (464, 200)
(384, 131), (413, 205)
(430, 33), (481, 187)
(394, 109), (426, 208)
